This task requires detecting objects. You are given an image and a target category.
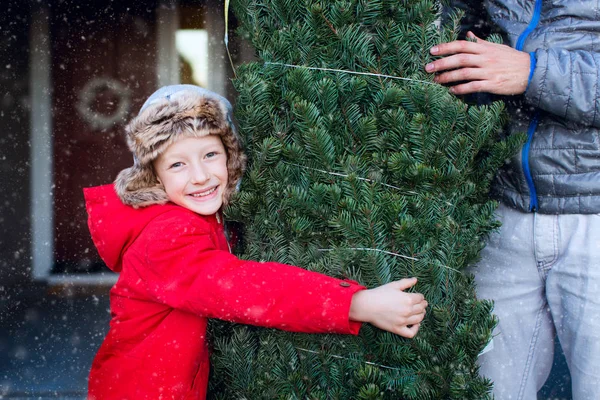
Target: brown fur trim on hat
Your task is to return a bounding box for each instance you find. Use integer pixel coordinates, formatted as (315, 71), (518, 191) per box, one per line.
(125, 94), (232, 165)
(115, 91), (246, 208)
(115, 165), (169, 208)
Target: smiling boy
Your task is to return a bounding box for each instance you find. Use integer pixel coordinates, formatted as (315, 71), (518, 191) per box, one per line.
(84, 85), (428, 400)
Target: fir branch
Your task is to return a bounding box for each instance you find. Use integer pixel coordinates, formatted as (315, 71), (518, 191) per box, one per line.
(319, 11), (338, 35)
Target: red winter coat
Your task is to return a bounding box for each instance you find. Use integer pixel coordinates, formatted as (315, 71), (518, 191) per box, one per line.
(84, 184), (364, 400)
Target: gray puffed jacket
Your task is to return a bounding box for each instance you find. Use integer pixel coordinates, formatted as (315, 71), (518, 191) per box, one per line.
(450, 0), (600, 214)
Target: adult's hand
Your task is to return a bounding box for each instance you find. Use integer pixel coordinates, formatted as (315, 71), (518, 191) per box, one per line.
(425, 31), (531, 95)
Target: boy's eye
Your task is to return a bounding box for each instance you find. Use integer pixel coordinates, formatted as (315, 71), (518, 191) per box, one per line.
(169, 162), (183, 169)
(206, 152), (217, 158)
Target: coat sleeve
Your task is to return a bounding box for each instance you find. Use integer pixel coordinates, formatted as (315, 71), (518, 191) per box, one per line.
(133, 211), (364, 335)
(524, 48), (600, 128)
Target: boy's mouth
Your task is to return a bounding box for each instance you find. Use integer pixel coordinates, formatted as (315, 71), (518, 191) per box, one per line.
(189, 186), (218, 198)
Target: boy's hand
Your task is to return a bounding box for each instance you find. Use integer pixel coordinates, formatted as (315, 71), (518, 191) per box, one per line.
(349, 278), (427, 338)
(425, 31), (530, 95)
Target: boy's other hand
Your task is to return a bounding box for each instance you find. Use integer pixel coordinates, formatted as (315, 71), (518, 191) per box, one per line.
(349, 278), (428, 338)
(425, 31), (530, 95)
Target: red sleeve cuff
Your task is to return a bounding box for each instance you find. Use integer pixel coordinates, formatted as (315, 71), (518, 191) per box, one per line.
(337, 279), (365, 335)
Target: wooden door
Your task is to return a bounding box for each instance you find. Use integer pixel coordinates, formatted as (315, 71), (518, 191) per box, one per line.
(50, 1), (157, 273)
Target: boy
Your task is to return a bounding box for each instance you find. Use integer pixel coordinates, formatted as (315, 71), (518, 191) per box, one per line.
(85, 85), (427, 399)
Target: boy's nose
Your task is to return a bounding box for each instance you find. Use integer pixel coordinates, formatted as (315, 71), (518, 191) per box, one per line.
(190, 164), (210, 184)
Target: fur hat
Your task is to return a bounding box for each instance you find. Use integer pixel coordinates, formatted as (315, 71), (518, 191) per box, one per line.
(115, 85), (246, 208)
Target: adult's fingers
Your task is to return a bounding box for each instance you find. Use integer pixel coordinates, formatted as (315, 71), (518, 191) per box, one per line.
(448, 80), (489, 95)
(434, 67), (488, 84)
(430, 40), (482, 57)
(426, 53), (483, 73)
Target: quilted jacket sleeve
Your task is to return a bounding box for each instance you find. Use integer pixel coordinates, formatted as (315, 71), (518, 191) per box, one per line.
(132, 211), (364, 335)
(525, 48), (600, 128)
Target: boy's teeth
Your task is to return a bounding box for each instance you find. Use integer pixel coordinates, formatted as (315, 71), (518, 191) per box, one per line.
(190, 187), (217, 197)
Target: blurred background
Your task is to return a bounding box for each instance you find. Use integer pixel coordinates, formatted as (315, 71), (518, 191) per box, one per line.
(0, 0), (572, 398)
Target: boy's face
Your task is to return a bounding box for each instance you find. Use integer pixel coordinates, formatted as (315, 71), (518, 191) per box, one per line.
(153, 135), (228, 216)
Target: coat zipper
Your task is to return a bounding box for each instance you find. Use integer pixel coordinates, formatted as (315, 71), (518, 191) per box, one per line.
(516, 0), (543, 212)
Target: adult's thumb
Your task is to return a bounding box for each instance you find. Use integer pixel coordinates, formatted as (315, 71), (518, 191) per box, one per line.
(466, 31), (483, 43)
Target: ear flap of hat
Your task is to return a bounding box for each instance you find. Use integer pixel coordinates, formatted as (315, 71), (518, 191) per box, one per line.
(114, 164), (169, 208)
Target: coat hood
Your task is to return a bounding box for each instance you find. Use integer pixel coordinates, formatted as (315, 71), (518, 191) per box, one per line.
(83, 183), (182, 272)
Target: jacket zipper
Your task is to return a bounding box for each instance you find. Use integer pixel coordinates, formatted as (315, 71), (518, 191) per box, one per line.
(516, 0), (543, 51)
(516, 0), (543, 212)
(521, 114), (539, 211)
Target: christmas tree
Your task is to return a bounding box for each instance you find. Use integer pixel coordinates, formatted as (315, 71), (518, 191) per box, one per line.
(209, 1), (522, 398)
